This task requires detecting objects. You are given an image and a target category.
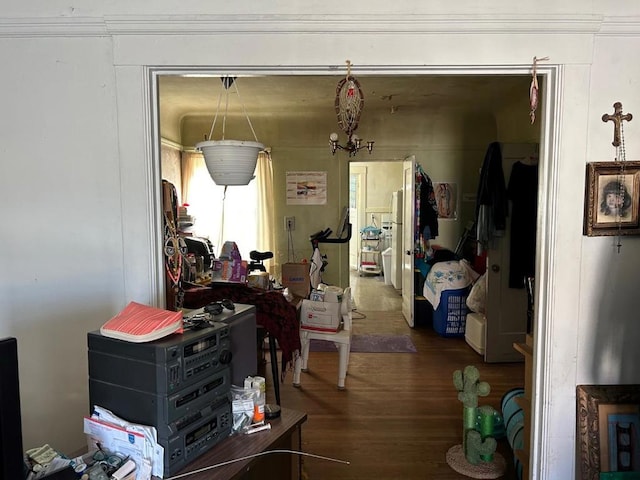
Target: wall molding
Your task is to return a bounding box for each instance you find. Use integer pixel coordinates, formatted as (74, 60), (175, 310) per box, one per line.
(599, 16), (640, 35)
(103, 14), (607, 35)
(5, 14), (640, 37)
(0, 17), (107, 37)
(160, 137), (184, 151)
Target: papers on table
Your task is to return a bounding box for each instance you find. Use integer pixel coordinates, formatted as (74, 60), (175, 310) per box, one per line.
(25, 454), (75, 480)
(84, 405), (164, 479)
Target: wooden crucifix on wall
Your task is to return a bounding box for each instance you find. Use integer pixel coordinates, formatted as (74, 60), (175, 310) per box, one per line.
(602, 102), (633, 147)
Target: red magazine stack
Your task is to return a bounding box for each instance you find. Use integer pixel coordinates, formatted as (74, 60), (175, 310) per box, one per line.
(100, 302), (183, 343)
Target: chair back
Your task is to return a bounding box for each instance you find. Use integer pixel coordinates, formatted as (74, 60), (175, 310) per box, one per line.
(341, 287), (352, 332)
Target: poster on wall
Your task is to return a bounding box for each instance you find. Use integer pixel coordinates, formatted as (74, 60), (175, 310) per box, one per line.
(434, 182), (458, 220)
(286, 171), (327, 205)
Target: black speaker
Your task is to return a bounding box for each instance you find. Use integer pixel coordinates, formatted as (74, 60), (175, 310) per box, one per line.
(215, 305), (258, 386)
(0, 337), (25, 480)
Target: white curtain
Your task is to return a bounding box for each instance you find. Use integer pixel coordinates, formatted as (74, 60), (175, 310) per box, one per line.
(256, 150), (276, 272)
(181, 151), (262, 259)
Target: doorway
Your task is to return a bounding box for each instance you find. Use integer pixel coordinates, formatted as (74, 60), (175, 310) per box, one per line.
(347, 145), (542, 336)
(151, 65), (559, 476)
(349, 165), (367, 271)
(348, 160), (403, 313)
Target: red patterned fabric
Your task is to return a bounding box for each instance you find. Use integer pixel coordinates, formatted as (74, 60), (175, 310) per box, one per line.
(183, 283), (300, 380)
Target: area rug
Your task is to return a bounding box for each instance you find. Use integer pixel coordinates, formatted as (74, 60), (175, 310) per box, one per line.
(309, 334), (417, 353)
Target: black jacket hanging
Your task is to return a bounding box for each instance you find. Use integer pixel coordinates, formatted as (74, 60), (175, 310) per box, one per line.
(418, 166), (439, 240)
(475, 142), (508, 252)
(507, 161), (538, 288)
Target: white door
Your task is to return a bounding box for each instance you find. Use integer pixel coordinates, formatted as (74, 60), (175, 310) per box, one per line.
(401, 156), (416, 327)
(484, 143), (538, 362)
(349, 166), (367, 270)
(390, 190), (403, 289)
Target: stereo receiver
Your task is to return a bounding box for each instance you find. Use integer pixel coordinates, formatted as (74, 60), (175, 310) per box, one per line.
(89, 366), (230, 438)
(88, 320), (231, 394)
(160, 396), (231, 476)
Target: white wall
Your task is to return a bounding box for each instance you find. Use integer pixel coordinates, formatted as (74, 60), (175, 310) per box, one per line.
(1, 5), (640, 480)
(0, 35), (125, 450)
(357, 160), (403, 221)
(160, 143), (182, 202)
(579, 36), (640, 384)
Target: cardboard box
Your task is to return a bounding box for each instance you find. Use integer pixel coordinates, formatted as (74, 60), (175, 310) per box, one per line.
(212, 259), (248, 283)
(281, 263), (310, 298)
(309, 287), (343, 303)
(247, 272), (270, 290)
(300, 299), (341, 332)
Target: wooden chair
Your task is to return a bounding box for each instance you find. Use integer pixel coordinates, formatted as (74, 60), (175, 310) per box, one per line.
(293, 287), (352, 390)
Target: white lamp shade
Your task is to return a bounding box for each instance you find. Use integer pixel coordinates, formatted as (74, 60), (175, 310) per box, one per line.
(196, 139), (265, 186)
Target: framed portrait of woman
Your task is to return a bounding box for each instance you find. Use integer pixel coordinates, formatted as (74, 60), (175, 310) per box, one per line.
(583, 161), (640, 236)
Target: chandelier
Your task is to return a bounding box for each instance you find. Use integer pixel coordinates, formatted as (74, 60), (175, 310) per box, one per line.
(329, 61), (374, 157)
(196, 77), (264, 186)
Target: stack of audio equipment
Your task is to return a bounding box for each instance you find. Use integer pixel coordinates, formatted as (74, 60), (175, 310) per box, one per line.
(88, 315), (237, 477)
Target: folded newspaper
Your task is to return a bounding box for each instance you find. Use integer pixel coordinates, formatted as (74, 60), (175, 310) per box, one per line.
(84, 406), (164, 479)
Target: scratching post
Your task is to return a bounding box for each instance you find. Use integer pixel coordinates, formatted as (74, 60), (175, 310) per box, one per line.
(447, 365), (506, 479)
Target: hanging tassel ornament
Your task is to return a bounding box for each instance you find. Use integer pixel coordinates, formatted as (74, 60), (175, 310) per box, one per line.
(529, 56), (549, 124)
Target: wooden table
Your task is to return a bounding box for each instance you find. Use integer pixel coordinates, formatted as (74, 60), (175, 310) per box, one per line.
(166, 408), (307, 480)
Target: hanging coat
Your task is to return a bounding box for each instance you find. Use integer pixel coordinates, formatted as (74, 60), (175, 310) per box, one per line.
(418, 169), (439, 240)
(475, 142), (508, 253)
(507, 160), (538, 288)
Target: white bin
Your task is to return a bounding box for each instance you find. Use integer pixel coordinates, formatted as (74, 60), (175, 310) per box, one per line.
(382, 248), (393, 285)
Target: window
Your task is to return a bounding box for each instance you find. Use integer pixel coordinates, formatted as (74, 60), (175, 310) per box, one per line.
(182, 152), (258, 258)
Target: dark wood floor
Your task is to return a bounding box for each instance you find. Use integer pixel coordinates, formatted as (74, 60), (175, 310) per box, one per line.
(260, 305), (525, 480)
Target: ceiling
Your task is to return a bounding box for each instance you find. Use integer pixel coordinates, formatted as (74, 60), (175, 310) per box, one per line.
(158, 73), (532, 144)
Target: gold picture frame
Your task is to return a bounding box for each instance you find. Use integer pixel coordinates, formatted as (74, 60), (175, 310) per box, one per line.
(576, 385), (640, 479)
(583, 161), (640, 236)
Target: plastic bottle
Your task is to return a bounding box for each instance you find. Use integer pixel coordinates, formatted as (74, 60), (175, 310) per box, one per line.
(252, 376), (266, 422)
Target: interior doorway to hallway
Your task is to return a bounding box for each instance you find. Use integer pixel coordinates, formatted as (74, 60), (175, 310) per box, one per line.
(349, 160), (404, 313)
(349, 268), (402, 312)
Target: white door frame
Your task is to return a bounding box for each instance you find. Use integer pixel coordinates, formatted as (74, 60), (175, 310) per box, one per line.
(349, 165), (367, 270)
(401, 156), (415, 327)
(146, 65), (561, 479)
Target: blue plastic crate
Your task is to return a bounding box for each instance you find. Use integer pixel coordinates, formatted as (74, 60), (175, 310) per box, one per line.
(432, 287), (470, 337)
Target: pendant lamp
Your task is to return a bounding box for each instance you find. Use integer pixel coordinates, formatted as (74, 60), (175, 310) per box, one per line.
(196, 77), (264, 186)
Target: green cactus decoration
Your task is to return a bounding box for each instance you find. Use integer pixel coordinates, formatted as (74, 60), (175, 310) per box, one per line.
(466, 430), (497, 465)
(453, 365), (490, 408)
(477, 405), (497, 461)
(452, 365), (495, 463)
